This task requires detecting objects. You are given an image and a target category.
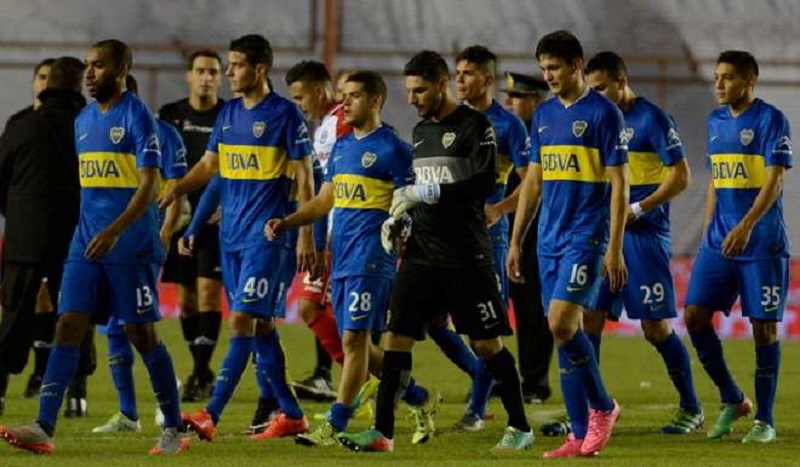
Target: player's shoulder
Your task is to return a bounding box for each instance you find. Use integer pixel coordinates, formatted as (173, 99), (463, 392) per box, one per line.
(158, 98), (188, 118)
(631, 96), (672, 125)
(375, 125), (412, 152)
(487, 101), (525, 127)
(268, 92), (302, 115)
(157, 118), (182, 141)
(585, 89), (622, 119)
(76, 100), (98, 124)
(753, 98), (788, 126)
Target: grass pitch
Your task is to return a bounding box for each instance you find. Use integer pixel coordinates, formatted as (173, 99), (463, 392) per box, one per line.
(1, 322), (799, 466)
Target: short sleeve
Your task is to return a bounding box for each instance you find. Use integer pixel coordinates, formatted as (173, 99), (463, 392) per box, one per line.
(529, 110), (541, 164)
(324, 140), (339, 183)
(132, 105), (160, 169)
(765, 110), (792, 168)
(284, 104), (312, 161)
(650, 111), (685, 166)
(601, 106), (628, 167)
(390, 138), (415, 188)
(508, 114), (531, 169)
(205, 110), (225, 154)
(159, 122), (188, 180)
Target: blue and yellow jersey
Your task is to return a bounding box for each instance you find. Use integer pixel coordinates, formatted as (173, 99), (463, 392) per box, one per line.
(484, 101), (530, 246)
(703, 98), (792, 260)
(157, 119), (188, 186)
(531, 89), (628, 256)
(325, 126), (414, 279)
(69, 91), (162, 264)
(207, 93), (312, 251)
(624, 97), (684, 235)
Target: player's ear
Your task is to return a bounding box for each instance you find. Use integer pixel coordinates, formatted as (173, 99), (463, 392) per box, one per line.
(572, 58), (583, 75)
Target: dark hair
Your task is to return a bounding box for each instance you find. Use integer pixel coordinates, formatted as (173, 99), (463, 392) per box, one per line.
(345, 71), (387, 107)
(46, 56), (85, 92)
(92, 39), (133, 69)
(718, 50), (759, 79)
(535, 30), (583, 64)
(404, 50), (450, 83)
(33, 58), (56, 76)
(285, 60), (331, 87)
(125, 74), (139, 95)
(584, 51), (628, 80)
(229, 34), (273, 69)
(456, 45), (497, 75)
(187, 49), (222, 71)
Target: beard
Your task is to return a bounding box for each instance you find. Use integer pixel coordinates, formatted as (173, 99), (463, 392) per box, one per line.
(92, 79), (117, 103)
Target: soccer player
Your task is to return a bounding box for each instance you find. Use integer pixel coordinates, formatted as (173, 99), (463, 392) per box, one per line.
(339, 51), (533, 453)
(0, 39), (188, 456)
(285, 60), (350, 402)
(161, 34), (314, 440)
(268, 71), (433, 447)
(425, 45), (529, 432)
(507, 30), (627, 458)
(92, 74), (189, 434)
(158, 50), (225, 402)
(684, 50), (791, 443)
(582, 51), (702, 434)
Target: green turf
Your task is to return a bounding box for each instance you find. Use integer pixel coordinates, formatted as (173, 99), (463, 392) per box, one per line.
(1, 321), (799, 465)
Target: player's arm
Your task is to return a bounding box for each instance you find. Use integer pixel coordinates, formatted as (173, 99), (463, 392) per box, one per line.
(85, 167), (159, 260)
(605, 164), (629, 292)
(630, 159), (690, 223)
(179, 175), (221, 256)
(507, 162), (542, 283)
(266, 182), (333, 240)
(160, 179), (186, 251)
(721, 165), (785, 257)
(291, 155), (316, 272)
(486, 165), (528, 227)
(159, 150), (218, 208)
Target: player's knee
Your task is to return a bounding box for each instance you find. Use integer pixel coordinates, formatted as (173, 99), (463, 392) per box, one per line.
(548, 316), (578, 343)
(683, 306), (712, 334)
(54, 313), (90, 346)
(298, 299), (322, 324)
(583, 310), (606, 335)
(642, 319), (671, 344)
(472, 338), (502, 360)
(342, 330), (369, 354)
(751, 320), (778, 346)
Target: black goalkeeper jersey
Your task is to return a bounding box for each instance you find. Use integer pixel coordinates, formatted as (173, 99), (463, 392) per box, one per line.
(158, 98), (224, 209)
(404, 104), (498, 268)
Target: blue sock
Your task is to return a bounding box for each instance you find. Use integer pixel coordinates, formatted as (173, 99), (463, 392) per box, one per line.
(206, 336), (253, 423)
(587, 333), (602, 362)
(141, 342), (181, 429)
(37, 345), (80, 433)
(329, 402), (356, 432)
(108, 331), (138, 421)
(562, 329), (612, 412)
(558, 346), (588, 439)
(755, 341), (780, 427)
(654, 332), (700, 414)
(428, 325), (478, 377)
(689, 327), (742, 404)
(467, 364), (494, 418)
(400, 377), (428, 406)
(253, 340), (276, 400)
(253, 330), (303, 419)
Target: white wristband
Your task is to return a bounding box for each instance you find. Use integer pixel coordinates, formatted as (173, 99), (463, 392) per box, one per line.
(630, 202), (643, 219)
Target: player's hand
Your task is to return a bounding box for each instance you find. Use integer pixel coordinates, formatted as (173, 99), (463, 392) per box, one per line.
(309, 250), (327, 281)
(625, 206), (638, 226)
(506, 244), (525, 283)
(381, 214), (412, 255)
(207, 207), (221, 225)
(84, 227), (121, 260)
(389, 184), (440, 219)
(602, 248), (628, 292)
(264, 218), (286, 241)
(721, 223), (752, 257)
(484, 204), (504, 227)
(296, 228), (316, 273)
(158, 183), (179, 210)
(178, 235), (194, 256)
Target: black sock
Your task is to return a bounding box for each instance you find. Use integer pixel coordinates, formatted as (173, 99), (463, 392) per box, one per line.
(375, 350), (412, 439)
(67, 374), (87, 399)
(194, 311), (221, 376)
(181, 314), (200, 355)
(315, 337), (332, 376)
(37, 420), (54, 437)
(484, 348), (530, 432)
(33, 313), (57, 377)
(0, 371), (8, 398)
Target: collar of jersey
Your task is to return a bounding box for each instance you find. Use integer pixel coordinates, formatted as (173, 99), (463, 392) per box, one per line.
(559, 86), (590, 109)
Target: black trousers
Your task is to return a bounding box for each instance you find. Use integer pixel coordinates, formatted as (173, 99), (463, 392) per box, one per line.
(508, 216), (554, 392)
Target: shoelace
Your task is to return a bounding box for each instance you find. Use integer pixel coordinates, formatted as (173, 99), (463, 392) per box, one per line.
(499, 428), (516, 446)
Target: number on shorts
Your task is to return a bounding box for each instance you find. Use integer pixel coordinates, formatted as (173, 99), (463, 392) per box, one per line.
(244, 277), (269, 298)
(570, 264), (588, 286)
(348, 291), (372, 312)
(640, 282), (665, 305)
(136, 286), (154, 308)
(760, 286), (781, 308)
(478, 301), (498, 323)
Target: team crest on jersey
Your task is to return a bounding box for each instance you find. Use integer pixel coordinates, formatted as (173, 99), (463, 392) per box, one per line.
(621, 127), (635, 144)
(572, 120), (588, 138)
(110, 127), (125, 144)
(319, 129), (329, 144)
(253, 121), (266, 138)
(361, 152), (377, 168)
(740, 128), (754, 146)
(442, 132), (456, 149)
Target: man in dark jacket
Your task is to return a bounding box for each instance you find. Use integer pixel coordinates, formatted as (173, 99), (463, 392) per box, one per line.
(0, 56), (86, 416)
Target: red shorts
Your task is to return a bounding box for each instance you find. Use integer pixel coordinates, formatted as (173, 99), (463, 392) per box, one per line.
(295, 252), (332, 307)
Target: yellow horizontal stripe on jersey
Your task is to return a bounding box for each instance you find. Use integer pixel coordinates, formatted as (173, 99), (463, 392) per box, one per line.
(218, 144), (287, 180)
(710, 153), (765, 189)
(540, 145), (605, 183)
(628, 151), (668, 186)
(496, 153), (514, 184)
(79, 152), (139, 188)
(333, 173), (394, 210)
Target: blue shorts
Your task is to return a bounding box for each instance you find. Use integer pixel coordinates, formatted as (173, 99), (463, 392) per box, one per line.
(221, 245), (284, 317)
(593, 231), (676, 321)
(59, 261), (161, 326)
(331, 276), (392, 336)
(539, 246), (603, 315)
(493, 246), (509, 305)
(274, 246), (297, 314)
(685, 249), (789, 321)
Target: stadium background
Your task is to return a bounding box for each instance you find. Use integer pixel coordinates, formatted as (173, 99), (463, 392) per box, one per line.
(0, 0), (798, 337)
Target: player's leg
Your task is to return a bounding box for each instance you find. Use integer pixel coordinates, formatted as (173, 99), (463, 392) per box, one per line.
(64, 327), (95, 418)
(684, 250), (749, 439)
(739, 257), (787, 443)
(27, 281), (56, 399)
(192, 233), (224, 400)
(582, 309), (605, 361)
(92, 322), (140, 433)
